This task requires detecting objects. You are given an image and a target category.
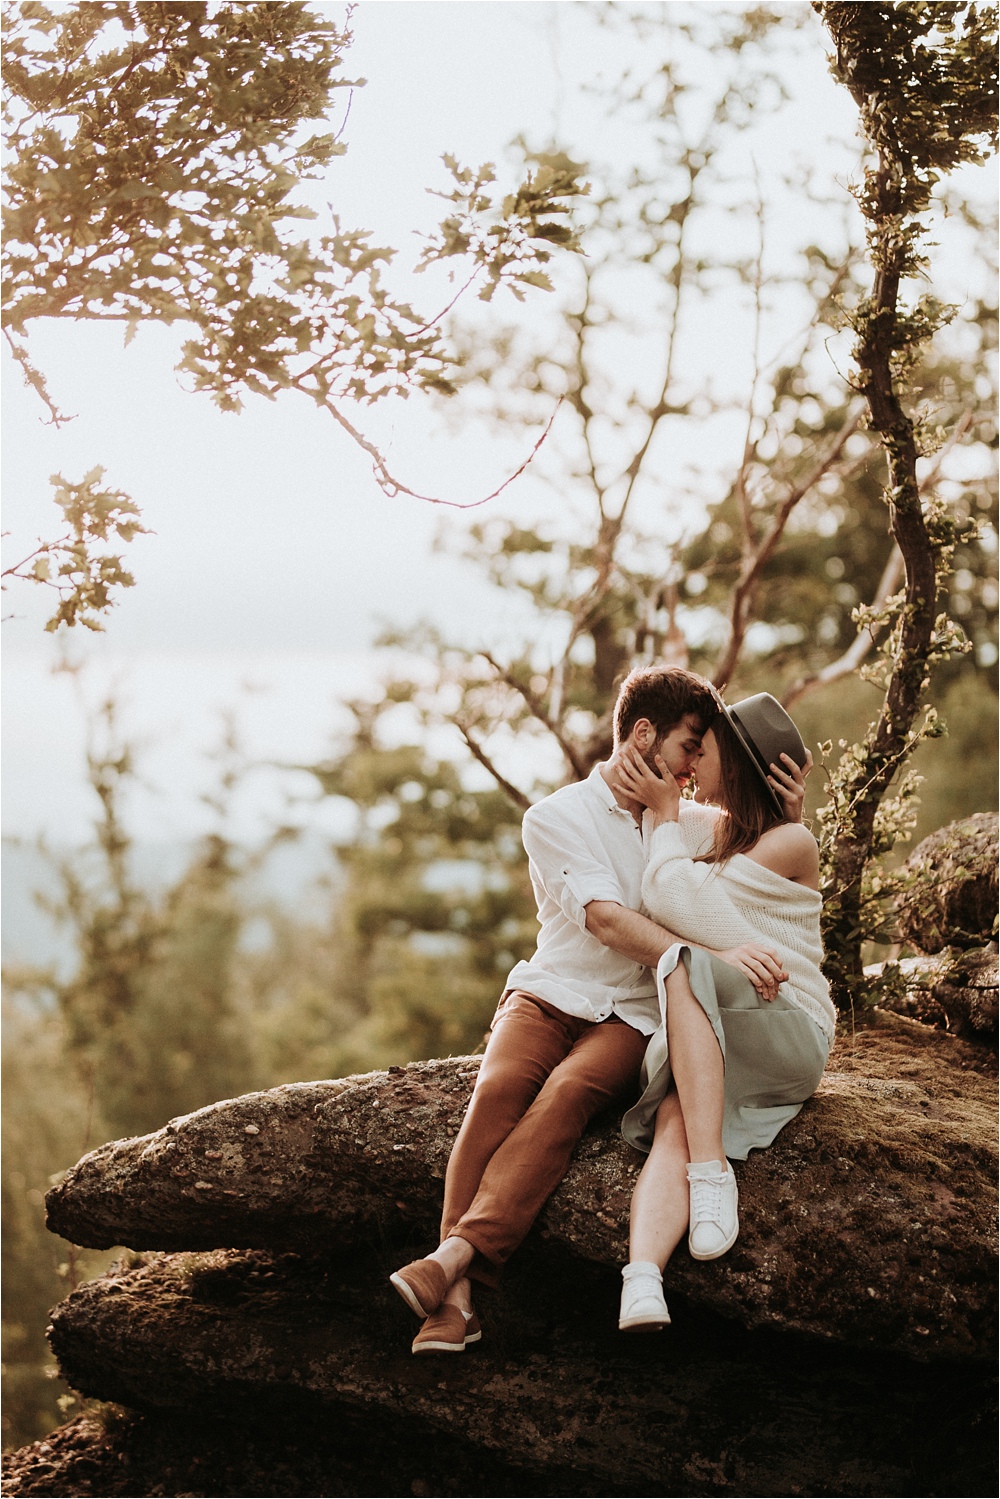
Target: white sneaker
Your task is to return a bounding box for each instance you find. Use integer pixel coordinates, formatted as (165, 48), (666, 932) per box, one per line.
(686, 1160), (739, 1260)
(618, 1261), (671, 1332)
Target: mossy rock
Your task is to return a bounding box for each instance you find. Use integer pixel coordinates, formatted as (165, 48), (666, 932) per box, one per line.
(894, 813), (998, 953)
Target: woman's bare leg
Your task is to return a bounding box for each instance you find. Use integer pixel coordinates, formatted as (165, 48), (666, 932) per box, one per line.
(664, 962), (725, 1165)
(628, 1089), (690, 1270)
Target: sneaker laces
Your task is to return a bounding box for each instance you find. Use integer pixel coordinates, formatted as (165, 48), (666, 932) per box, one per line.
(688, 1171), (728, 1227)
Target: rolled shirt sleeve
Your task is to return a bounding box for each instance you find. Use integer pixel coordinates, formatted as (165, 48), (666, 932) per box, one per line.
(521, 804), (628, 931)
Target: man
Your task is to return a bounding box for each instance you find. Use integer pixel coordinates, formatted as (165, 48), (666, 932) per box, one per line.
(389, 665), (732, 1353)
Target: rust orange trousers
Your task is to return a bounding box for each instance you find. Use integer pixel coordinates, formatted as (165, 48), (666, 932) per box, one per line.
(441, 990), (648, 1285)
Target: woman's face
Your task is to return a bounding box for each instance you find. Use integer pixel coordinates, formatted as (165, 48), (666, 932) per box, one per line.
(693, 727), (722, 804)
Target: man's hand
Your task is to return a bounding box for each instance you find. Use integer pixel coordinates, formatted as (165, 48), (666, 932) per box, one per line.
(715, 943), (788, 1000)
(768, 749), (812, 824)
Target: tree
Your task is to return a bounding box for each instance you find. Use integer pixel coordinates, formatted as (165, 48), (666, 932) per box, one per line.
(310, 2), (996, 1027)
(812, 0), (998, 1000)
(2, 0), (587, 627)
(385, 7), (868, 778)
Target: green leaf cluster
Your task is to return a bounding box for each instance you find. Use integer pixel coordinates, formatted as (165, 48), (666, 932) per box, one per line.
(2, 468), (149, 631)
(419, 149), (589, 304)
(2, 2), (588, 418)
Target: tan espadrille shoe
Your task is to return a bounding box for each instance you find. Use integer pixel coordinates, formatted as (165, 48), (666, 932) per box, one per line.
(389, 1257), (449, 1318)
(411, 1306), (482, 1354)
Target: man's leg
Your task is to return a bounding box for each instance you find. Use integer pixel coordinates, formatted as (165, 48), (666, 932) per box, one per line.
(391, 993), (576, 1322)
(449, 1016), (648, 1281)
(439, 993), (577, 1242)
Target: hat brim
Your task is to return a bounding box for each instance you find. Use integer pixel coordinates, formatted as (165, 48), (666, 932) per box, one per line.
(721, 705), (785, 816)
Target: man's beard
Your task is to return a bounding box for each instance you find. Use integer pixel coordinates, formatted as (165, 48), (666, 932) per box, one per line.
(644, 747), (688, 787)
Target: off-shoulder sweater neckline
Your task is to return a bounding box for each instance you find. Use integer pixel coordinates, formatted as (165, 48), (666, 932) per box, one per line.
(654, 819), (821, 905)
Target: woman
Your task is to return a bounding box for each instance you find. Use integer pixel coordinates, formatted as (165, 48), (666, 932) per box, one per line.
(612, 692), (835, 1332)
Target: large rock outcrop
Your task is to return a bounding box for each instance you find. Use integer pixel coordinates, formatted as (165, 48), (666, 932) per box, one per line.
(893, 812), (999, 953)
(45, 1016), (998, 1362)
(26, 1240), (993, 1499)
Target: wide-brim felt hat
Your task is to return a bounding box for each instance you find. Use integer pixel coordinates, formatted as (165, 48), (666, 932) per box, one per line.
(719, 692), (807, 815)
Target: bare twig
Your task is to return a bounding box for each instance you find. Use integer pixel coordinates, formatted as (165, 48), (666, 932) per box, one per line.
(733, 165), (768, 548)
(481, 651), (589, 780)
(713, 409), (864, 688)
(609, 150), (701, 538)
(407, 268), (480, 339)
(314, 392), (561, 509)
(454, 721), (531, 811)
(4, 330), (75, 426)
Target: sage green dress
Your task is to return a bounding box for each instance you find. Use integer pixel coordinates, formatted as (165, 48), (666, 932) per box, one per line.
(621, 944), (830, 1161)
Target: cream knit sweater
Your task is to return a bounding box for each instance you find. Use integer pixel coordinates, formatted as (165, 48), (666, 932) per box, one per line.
(642, 803), (836, 1041)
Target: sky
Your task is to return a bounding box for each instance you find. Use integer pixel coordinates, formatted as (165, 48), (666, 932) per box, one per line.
(1, 1), (990, 853)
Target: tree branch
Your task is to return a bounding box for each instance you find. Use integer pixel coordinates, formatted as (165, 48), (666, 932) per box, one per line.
(313, 392), (560, 509)
(453, 722), (531, 812)
(712, 409), (864, 688)
(4, 330), (75, 427)
(781, 409), (975, 708)
(481, 652), (589, 781)
(782, 544), (903, 708)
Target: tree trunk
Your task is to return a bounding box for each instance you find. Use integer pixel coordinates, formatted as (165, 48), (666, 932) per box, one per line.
(813, 3), (980, 1003)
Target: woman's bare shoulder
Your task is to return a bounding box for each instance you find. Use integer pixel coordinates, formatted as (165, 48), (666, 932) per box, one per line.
(745, 823), (820, 887)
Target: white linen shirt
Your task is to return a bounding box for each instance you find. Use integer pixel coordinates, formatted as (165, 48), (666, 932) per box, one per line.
(503, 764), (667, 1034)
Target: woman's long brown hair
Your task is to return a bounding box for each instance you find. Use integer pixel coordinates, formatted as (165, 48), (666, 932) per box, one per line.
(703, 714), (783, 864)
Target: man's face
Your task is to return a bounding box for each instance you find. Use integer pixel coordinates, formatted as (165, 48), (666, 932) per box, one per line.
(649, 713), (705, 785)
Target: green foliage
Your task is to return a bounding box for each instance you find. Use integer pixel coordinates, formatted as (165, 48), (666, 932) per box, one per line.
(1, 469), (148, 631)
(820, 2), (998, 210)
(420, 151), (588, 304)
(2, 0), (587, 415)
(1, 1000), (114, 1450)
(13, 709), (256, 1136)
(2, 1), (588, 627)
(301, 694), (538, 1063)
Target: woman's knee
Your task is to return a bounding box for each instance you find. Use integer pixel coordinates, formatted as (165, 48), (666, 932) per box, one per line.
(664, 962), (697, 1003)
